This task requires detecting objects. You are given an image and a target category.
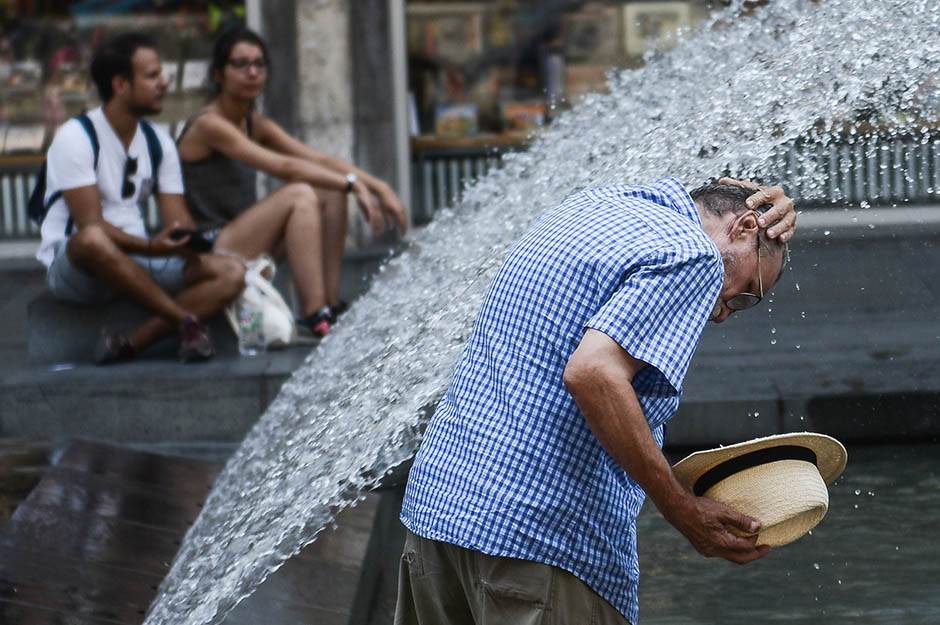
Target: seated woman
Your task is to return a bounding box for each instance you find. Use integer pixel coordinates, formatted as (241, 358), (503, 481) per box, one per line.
(176, 27), (407, 338)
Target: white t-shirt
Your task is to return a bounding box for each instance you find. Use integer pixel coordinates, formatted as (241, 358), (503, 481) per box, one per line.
(36, 106), (184, 268)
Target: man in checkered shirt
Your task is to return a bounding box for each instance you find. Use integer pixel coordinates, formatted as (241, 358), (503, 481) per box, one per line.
(397, 178), (796, 625)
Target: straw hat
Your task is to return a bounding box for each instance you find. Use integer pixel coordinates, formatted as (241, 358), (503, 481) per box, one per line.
(672, 432), (847, 547)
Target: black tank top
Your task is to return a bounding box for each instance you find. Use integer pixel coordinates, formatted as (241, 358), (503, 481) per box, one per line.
(177, 112), (258, 230)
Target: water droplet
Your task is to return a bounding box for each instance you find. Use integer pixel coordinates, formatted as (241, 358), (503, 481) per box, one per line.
(813, 563), (821, 570)
(771, 327), (777, 334)
(770, 339), (777, 345)
(854, 489), (861, 495)
(823, 230), (831, 236)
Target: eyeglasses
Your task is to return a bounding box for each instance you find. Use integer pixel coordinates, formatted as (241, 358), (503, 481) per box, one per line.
(121, 156), (137, 199)
(227, 57), (267, 72)
(725, 235), (765, 312)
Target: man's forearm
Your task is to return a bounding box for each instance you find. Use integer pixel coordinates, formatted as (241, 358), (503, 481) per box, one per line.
(95, 220), (151, 255)
(567, 364), (691, 518)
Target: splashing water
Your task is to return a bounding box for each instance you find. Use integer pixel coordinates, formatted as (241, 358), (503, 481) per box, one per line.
(144, 1), (940, 623)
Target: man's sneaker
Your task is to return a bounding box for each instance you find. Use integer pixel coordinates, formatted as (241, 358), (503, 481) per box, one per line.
(297, 306), (333, 339)
(93, 332), (136, 365)
(178, 317), (214, 363)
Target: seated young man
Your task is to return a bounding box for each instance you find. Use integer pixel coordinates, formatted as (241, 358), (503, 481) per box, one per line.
(37, 33), (245, 364)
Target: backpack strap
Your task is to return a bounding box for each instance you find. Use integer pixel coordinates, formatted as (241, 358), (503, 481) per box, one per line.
(139, 120), (163, 192)
(76, 113), (100, 170)
(62, 112), (100, 236)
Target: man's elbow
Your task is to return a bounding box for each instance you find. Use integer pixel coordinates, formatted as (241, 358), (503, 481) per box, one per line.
(563, 356), (602, 398)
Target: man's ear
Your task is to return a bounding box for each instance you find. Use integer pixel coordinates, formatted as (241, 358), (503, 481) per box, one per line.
(112, 73), (130, 98)
(730, 210), (760, 240)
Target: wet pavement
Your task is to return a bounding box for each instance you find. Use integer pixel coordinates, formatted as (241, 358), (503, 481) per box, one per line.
(638, 444), (940, 624)
(0, 441), (935, 624)
(0, 440), (384, 625)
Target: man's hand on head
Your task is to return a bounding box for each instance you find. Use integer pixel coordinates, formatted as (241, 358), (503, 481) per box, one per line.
(664, 492), (772, 565)
(718, 177), (797, 243)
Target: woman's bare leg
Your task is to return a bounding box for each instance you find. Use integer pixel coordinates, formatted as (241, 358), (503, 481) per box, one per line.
(215, 182), (328, 316)
(315, 188), (348, 306)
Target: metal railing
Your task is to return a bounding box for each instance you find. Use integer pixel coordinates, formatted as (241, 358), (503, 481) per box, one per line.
(3, 131), (940, 240)
(410, 149), (506, 224)
(0, 169), (40, 239)
(0, 161), (161, 241)
(410, 131), (940, 221)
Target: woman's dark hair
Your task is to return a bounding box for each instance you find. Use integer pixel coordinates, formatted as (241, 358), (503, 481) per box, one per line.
(90, 32), (157, 102)
(210, 26), (270, 93)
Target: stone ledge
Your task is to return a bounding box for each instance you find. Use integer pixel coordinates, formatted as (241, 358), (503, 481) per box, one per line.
(669, 392), (940, 447)
(0, 348), (310, 443)
(27, 291), (237, 365)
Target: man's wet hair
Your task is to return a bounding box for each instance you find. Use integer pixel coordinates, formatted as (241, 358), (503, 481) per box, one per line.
(91, 33), (158, 102)
(690, 182), (789, 281)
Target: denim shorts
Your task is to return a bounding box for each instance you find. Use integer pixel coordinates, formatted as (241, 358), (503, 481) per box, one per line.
(46, 238), (188, 305)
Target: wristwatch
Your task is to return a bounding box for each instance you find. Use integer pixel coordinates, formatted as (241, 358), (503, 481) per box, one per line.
(344, 172), (358, 193)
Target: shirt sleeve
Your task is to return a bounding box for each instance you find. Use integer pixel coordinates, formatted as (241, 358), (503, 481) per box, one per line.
(45, 120), (98, 191)
(155, 127), (185, 195)
(586, 245), (723, 395)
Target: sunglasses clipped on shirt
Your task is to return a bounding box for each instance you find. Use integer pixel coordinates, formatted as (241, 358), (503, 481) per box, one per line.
(121, 156), (138, 199)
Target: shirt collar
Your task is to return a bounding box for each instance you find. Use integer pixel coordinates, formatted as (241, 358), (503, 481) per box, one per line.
(618, 177), (703, 227)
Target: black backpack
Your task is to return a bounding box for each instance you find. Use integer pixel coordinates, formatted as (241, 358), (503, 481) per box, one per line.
(27, 113), (165, 234)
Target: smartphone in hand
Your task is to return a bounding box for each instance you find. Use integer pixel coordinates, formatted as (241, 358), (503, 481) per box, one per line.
(169, 228), (214, 253)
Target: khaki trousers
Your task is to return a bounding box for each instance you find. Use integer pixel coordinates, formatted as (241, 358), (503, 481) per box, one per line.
(395, 531), (632, 625)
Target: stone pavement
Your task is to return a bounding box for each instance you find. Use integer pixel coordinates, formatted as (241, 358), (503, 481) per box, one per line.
(1, 206), (939, 447)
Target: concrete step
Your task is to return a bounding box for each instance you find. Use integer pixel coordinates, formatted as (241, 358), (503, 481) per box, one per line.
(27, 291), (239, 364)
(0, 347), (311, 443)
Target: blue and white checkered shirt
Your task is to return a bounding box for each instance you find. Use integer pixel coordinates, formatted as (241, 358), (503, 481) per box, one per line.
(401, 178), (724, 624)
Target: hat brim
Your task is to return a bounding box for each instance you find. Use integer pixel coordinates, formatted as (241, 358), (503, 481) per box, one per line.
(672, 432), (847, 493)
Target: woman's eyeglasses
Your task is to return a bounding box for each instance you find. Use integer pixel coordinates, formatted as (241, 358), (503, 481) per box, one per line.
(121, 156), (138, 199)
(227, 58), (268, 72)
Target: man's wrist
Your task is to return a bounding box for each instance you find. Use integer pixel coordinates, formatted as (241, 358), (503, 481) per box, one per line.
(652, 475), (695, 525)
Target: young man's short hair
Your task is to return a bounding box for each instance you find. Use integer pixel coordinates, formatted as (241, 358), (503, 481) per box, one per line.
(90, 32), (158, 102)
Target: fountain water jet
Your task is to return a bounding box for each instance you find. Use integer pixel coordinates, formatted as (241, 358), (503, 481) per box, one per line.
(144, 1), (940, 623)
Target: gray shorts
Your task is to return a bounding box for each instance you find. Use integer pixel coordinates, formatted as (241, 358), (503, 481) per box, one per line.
(46, 239), (188, 305)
